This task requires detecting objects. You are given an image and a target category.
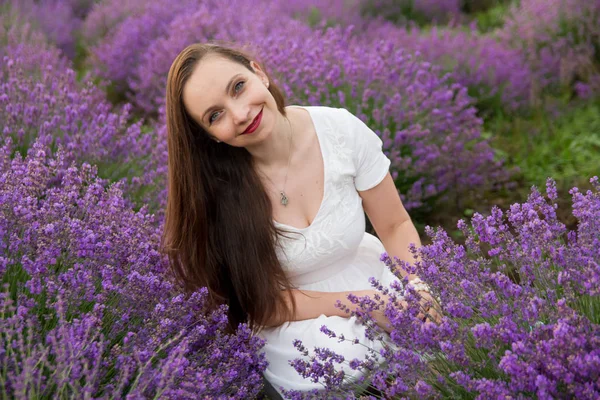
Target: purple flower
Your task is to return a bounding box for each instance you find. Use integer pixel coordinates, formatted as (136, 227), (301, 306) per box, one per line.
(0, 140), (267, 398)
(499, 0), (600, 98)
(291, 178), (600, 397)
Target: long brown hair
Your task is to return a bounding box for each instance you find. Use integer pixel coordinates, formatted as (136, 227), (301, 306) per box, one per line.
(161, 43), (298, 336)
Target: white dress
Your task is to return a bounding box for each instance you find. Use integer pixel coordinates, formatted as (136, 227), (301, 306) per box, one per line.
(257, 106), (402, 398)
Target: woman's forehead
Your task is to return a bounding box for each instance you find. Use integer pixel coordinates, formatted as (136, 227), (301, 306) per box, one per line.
(186, 57), (241, 94)
(183, 56), (247, 116)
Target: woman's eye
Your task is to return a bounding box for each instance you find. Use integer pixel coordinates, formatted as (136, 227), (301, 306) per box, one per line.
(208, 82), (244, 124)
(234, 81), (245, 93)
(209, 111), (221, 124)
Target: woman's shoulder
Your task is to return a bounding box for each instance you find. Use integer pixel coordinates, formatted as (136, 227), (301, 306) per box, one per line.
(290, 104), (353, 125)
(298, 104), (349, 115)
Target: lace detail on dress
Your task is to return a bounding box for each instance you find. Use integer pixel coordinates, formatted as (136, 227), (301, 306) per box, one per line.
(326, 113), (358, 226)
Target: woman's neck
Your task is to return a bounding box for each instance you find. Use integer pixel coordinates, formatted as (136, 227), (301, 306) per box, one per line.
(246, 107), (297, 170)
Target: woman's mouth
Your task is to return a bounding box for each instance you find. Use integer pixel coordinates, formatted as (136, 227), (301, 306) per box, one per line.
(242, 108), (263, 135)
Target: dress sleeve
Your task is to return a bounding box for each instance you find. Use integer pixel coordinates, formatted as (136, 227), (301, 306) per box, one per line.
(342, 109), (391, 191)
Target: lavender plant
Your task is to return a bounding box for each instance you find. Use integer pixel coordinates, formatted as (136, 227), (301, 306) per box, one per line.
(81, 0), (148, 47)
(85, 0), (205, 93)
(283, 177), (600, 398)
(0, 35), (164, 209)
(360, 22), (534, 114)
(0, 12), (52, 52)
(1, 0), (95, 59)
(499, 0), (600, 98)
(0, 139), (268, 399)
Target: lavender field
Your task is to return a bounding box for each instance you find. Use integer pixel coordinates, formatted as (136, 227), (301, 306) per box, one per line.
(1, 0), (599, 398)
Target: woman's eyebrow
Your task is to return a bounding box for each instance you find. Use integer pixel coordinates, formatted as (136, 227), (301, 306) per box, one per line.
(201, 73), (244, 121)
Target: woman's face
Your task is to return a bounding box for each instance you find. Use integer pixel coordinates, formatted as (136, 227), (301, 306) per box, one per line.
(182, 55), (278, 146)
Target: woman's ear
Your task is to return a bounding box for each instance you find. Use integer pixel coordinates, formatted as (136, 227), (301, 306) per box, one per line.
(250, 61), (269, 87)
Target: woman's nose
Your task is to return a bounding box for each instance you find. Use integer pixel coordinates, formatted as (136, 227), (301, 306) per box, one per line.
(231, 104), (251, 125)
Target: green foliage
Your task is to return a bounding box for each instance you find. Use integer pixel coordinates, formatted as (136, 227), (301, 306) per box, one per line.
(461, 0), (513, 14)
(360, 0), (439, 28)
(473, 1), (514, 33)
(489, 100), (600, 190)
(296, 6), (339, 30)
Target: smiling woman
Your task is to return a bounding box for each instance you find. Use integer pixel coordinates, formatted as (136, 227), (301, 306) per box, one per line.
(161, 43), (437, 398)
(162, 43), (295, 334)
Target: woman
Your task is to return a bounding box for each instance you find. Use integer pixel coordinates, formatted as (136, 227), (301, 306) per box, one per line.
(161, 43), (441, 398)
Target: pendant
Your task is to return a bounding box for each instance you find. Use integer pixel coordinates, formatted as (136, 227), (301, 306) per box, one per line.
(280, 191), (288, 206)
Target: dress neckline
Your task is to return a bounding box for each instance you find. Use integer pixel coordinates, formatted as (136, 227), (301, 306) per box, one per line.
(273, 105), (327, 231)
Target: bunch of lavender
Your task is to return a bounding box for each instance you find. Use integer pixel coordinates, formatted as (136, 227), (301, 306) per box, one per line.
(0, 12), (75, 85)
(141, 110), (170, 219)
(83, 0), (360, 82)
(85, 0), (204, 93)
(360, 22), (533, 114)
(1, 0), (95, 59)
(575, 74), (600, 100)
(0, 36), (161, 206)
(0, 139), (267, 399)
(499, 0), (600, 98)
(81, 0), (148, 47)
(0, 11), (60, 56)
(283, 177), (600, 398)
(275, 0), (371, 29)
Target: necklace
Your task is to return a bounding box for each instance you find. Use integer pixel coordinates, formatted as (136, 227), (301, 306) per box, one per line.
(260, 117), (294, 207)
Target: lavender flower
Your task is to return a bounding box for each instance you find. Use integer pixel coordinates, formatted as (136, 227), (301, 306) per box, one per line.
(360, 0), (462, 25)
(499, 0), (600, 98)
(360, 22), (534, 114)
(284, 177), (600, 398)
(0, 36), (159, 208)
(3, 0), (94, 59)
(85, 0), (204, 92)
(0, 140), (268, 398)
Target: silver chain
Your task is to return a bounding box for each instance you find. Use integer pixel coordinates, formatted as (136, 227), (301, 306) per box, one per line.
(259, 116), (294, 206)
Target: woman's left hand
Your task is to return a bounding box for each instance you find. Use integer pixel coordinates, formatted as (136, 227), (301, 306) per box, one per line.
(416, 291), (443, 324)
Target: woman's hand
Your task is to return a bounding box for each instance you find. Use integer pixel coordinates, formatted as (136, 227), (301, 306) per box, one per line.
(366, 290), (404, 334)
(366, 289), (443, 333)
(416, 290), (443, 324)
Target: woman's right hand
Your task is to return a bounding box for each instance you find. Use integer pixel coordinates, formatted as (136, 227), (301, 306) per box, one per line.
(364, 290), (405, 334)
(365, 289), (440, 333)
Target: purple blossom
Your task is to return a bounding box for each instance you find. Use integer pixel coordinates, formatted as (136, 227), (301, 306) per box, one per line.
(359, 22), (534, 114)
(3, 0), (95, 59)
(85, 0), (206, 91)
(286, 177), (600, 398)
(499, 0), (600, 98)
(0, 140), (267, 398)
(0, 33), (161, 210)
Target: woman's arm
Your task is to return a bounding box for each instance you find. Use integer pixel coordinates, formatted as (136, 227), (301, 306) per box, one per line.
(359, 173), (422, 280)
(263, 289), (371, 328)
(359, 173), (443, 324)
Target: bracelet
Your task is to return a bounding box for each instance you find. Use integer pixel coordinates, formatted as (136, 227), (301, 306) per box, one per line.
(408, 277), (443, 306)
(407, 277), (431, 294)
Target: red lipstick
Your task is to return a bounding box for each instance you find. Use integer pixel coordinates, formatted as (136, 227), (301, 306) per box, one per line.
(242, 108), (263, 135)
